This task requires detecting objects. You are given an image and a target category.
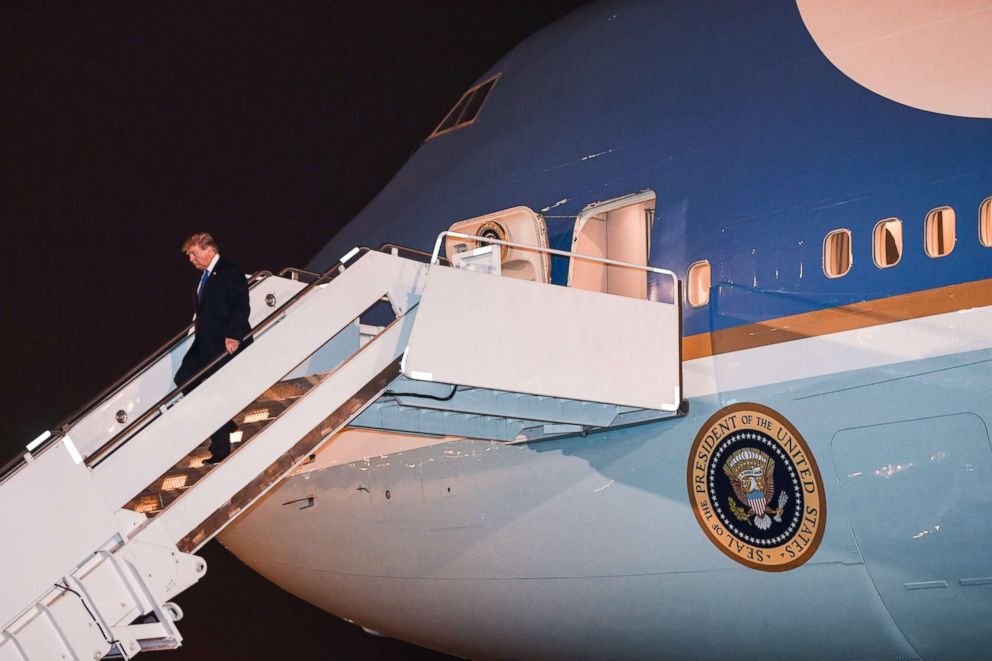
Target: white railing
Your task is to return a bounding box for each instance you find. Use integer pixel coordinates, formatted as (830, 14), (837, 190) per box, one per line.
(430, 230), (678, 296)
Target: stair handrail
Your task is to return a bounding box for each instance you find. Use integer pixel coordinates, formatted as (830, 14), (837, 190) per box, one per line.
(430, 231), (678, 291)
(378, 242), (451, 266)
(51, 270), (274, 438)
(2, 241), (453, 483)
(278, 266), (321, 282)
(0, 270), (276, 485)
(84, 247), (371, 468)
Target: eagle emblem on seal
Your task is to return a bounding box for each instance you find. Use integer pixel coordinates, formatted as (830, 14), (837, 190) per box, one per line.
(688, 403), (826, 571)
(723, 447), (788, 531)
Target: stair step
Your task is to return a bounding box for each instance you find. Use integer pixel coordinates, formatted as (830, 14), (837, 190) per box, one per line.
(157, 465), (209, 489)
(120, 372), (332, 518)
(179, 447), (213, 469)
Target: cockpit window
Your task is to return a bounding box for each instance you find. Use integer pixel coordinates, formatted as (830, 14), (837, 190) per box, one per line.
(428, 74), (499, 139)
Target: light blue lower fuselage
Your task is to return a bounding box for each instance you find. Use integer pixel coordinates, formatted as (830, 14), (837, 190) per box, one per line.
(222, 338), (992, 659)
(224, 1), (992, 657)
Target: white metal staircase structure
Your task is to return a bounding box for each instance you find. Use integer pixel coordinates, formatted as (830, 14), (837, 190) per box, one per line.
(0, 239), (682, 660)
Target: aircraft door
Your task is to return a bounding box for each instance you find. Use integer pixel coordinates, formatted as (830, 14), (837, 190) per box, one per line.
(568, 190), (655, 299)
(444, 207), (550, 283)
(832, 414), (992, 659)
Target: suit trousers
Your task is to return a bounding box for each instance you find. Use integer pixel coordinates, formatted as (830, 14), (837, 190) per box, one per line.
(175, 350), (237, 458)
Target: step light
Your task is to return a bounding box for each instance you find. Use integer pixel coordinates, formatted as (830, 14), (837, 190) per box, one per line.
(161, 474), (188, 491)
(188, 449), (211, 468)
(135, 494), (162, 513)
(242, 408), (270, 424)
(269, 382), (308, 399)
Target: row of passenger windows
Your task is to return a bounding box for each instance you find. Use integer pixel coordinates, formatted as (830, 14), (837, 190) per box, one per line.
(684, 197), (992, 307)
(823, 199), (992, 278)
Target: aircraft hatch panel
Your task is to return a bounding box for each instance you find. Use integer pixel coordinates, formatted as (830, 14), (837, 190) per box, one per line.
(0, 244), (683, 659)
(833, 414), (992, 658)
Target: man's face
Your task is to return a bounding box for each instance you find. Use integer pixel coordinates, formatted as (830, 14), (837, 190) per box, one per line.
(186, 244), (216, 270)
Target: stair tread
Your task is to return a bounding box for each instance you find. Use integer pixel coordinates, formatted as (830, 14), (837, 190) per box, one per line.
(121, 372), (332, 518)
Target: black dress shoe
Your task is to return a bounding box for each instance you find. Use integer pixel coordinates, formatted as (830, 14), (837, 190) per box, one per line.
(204, 454), (229, 465)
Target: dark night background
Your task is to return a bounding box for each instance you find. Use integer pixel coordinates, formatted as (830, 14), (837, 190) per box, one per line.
(2, 2), (587, 658)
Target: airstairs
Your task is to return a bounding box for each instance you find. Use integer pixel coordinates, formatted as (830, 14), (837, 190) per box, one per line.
(0, 238), (682, 660)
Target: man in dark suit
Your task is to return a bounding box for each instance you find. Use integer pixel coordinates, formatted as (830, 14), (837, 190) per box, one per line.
(174, 232), (251, 464)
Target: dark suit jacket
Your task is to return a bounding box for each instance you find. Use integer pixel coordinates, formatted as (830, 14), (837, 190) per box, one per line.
(175, 257), (251, 390)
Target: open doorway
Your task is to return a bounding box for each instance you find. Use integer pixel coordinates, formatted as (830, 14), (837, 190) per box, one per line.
(568, 190), (655, 299)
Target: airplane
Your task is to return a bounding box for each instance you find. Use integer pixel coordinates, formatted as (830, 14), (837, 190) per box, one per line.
(2, 1), (990, 659)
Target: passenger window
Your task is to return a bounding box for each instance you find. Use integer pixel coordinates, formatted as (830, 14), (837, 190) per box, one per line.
(873, 218), (902, 268)
(980, 197), (992, 248)
(569, 191), (656, 299)
(686, 260), (711, 307)
(925, 206), (956, 258)
(823, 229), (852, 278)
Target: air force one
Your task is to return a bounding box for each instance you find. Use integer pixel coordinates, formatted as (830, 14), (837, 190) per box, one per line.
(2, 1), (991, 659)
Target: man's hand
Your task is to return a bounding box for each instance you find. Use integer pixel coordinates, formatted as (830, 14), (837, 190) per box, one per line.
(225, 338), (240, 354)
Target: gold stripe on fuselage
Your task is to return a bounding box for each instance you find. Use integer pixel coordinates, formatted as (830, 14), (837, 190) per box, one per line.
(682, 277), (992, 361)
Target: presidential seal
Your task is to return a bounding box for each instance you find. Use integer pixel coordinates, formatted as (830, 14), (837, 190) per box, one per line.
(687, 403), (825, 571)
(475, 220), (509, 261)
